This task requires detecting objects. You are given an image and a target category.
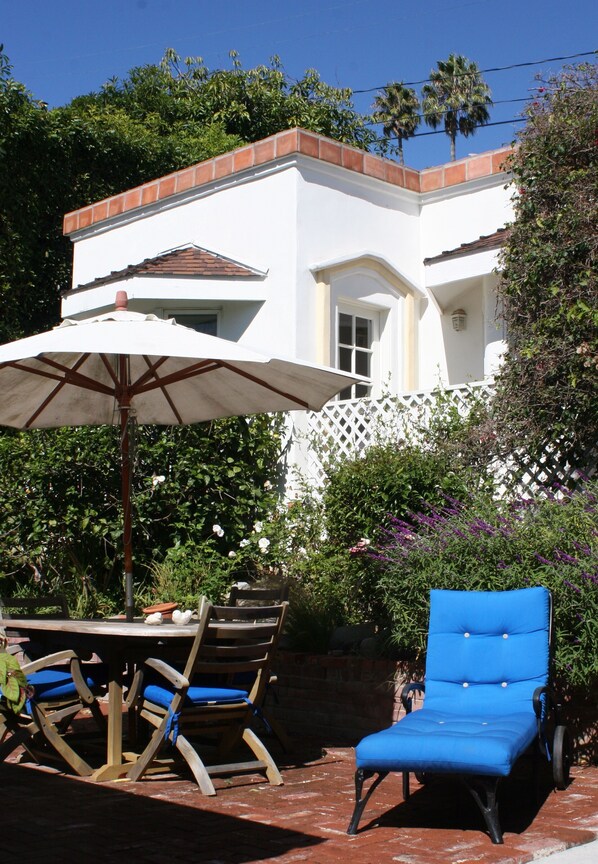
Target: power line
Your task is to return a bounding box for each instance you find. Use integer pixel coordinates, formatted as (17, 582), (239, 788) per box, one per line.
(369, 96), (530, 126)
(368, 117), (526, 145)
(354, 49), (597, 95)
(406, 117), (526, 139)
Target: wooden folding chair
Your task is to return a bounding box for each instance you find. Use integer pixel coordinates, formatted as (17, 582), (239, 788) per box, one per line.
(0, 640), (106, 776)
(126, 599), (289, 794)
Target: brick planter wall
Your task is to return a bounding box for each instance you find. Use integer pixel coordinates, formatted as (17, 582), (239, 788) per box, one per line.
(268, 651), (597, 762)
(268, 651), (421, 746)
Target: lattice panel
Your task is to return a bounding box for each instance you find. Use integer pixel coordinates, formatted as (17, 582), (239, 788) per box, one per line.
(287, 382), (592, 499)
(291, 382), (494, 490)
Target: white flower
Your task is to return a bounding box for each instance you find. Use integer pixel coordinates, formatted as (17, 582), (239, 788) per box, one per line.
(258, 537), (270, 553)
(263, 480), (273, 490)
(253, 521), (263, 533)
(228, 551), (236, 558)
(151, 474), (165, 487)
(212, 524), (224, 538)
(298, 546), (307, 557)
(239, 538), (250, 548)
(359, 538), (371, 546)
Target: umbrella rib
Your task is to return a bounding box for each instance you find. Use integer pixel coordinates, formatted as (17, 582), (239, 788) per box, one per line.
(133, 359), (221, 394)
(218, 361), (311, 409)
(136, 358), (311, 410)
(35, 356), (115, 397)
(138, 356), (183, 424)
(3, 356), (116, 428)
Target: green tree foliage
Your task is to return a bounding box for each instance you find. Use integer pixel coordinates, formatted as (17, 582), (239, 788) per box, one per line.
(374, 81), (420, 165)
(0, 415), (284, 614)
(494, 64), (598, 466)
(0, 51), (241, 342)
(372, 81), (420, 165)
(84, 49), (376, 150)
(422, 53), (492, 161)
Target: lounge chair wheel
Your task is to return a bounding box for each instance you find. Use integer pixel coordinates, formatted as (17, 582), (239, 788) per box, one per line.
(552, 725), (572, 790)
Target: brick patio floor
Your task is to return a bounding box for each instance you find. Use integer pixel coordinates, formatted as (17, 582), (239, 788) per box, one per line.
(2, 734), (597, 864)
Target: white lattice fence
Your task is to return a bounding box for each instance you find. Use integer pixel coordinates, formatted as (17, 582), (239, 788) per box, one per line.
(288, 381), (494, 491)
(287, 380), (594, 497)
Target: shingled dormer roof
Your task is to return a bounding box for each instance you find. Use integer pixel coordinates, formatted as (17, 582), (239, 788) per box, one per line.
(71, 244), (265, 293)
(424, 228), (510, 265)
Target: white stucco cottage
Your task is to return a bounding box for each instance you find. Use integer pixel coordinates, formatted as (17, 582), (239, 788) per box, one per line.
(62, 127), (513, 399)
(62, 128), (514, 483)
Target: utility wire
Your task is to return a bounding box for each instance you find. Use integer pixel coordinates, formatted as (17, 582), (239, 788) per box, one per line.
(404, 117), (526, 140)
(369, 96), (530, 126)
(354, 49), (597, 95)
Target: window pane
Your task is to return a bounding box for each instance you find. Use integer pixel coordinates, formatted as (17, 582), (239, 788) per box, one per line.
(338, 346), (352, 372)
(338, 313), (353, 346)
(355, 317), (372, 349)
(355, 349), (371, 378)
(355, 382), (371, 398)
(175, 314), (218, 336)
(339, 386), (353, 400)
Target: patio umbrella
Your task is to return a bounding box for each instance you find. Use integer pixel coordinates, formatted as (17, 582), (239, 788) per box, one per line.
(0, 291), (357, 619)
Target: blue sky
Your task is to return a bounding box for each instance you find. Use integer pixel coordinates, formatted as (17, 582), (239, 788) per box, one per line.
(2, 0), (596, 169)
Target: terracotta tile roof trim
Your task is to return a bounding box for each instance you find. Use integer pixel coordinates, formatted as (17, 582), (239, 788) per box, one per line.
(63, 128), (514, 236)
(424, 227), (511, 264)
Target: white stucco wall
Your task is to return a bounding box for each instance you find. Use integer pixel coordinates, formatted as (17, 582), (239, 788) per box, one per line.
(64, 151), (514, 395)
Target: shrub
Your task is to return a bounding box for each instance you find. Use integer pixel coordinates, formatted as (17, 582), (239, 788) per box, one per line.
(374, 480), (598, 688)
(323, 442), (471, 549)
(0, 414), (284, 614)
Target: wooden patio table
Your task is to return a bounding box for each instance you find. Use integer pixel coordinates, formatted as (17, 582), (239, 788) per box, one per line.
(3, 616), (205, 781)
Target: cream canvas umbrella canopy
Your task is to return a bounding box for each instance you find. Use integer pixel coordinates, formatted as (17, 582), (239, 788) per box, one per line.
(0, 291), (358, 619)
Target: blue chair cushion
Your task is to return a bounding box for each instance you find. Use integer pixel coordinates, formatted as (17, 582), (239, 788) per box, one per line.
(143, 684), (249, 710)
(355, 709), (538, 776)
(26, 669), (97, 701)
(425, 587), (550, 714)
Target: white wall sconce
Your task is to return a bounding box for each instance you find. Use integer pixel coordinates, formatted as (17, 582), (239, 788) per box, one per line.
(451, 309), (467, 331)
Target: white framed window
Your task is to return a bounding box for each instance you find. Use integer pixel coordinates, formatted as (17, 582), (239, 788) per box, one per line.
(165, 311), (219, 336)
(336, 306), (378, 399)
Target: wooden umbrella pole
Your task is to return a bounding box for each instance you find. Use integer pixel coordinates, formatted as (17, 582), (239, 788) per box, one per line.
(119, 355), (135, 622)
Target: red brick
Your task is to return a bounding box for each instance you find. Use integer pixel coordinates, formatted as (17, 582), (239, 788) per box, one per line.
(421, 168), (443, 192)
(444, 162), (467, 186)
(175, 167), (195, 193)
(233, 146), (255, 172)
(63, 213), (79, 235)
(92, 201), (109, 223)
(123, 189), (142, 211)
(193, 162), (215, 187)
(77, 208), (93, 229)
(141, 182), (159, 205)
(319, 139), (343, 166)
(158, 175), (177, 198)
(404, 168), (421, 192)
(341, 147), (364, 173)
(276, 129), (300, 157)
(363, 153), (386, 180)
(492, 148), (512, 173)
(384, 162), (405, 186)
(298, 130), (320, 158)
(108, 195), (125, 217)
(254, 138), (276, 165)
(214, 153), (234, 179)
(467, 154), (493, 180)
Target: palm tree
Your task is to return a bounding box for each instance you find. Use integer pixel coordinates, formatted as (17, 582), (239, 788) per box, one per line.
(373, 82), (420, 165)
(422, 54), (492, 161)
